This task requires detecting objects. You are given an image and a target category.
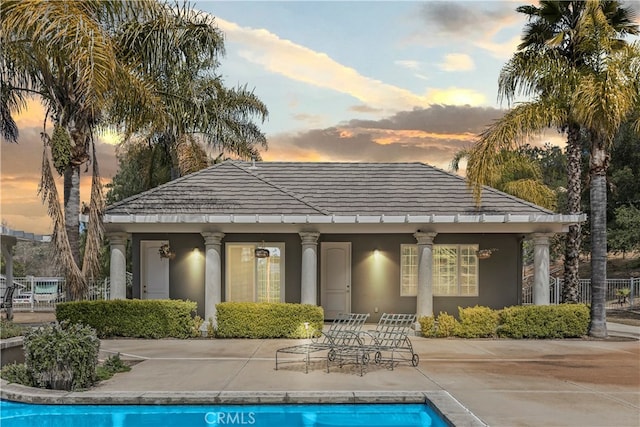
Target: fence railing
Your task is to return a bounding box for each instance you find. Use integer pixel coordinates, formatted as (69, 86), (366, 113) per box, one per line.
(523, 277), (640, 308)
(1, 273), (131, 312)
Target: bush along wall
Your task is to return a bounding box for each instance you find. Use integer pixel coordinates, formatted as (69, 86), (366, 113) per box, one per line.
(215, 302), (324, 338)
(56, 299), (198, 338)
(419, 304), (589, 339)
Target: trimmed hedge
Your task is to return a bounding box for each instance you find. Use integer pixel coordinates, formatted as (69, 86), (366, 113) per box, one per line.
(498, 304), (589, 338)
(56, 299), (197, 338)
(456, 305), (499, 338)
(435, 312), (458, 338)
(418, 316), (436, 338)
(419, 304), (590, 339)
(216, 302), (324, 338)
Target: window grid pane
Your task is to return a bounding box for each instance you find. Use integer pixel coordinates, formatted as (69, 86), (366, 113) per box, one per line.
(401, 244), (479, 297)
(400, 245), (417, 296)
(228, 243), (284, 303)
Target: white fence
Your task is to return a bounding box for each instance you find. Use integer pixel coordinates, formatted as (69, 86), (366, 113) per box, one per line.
(1, 274), (131, 311)
(523, 277), (640, 308)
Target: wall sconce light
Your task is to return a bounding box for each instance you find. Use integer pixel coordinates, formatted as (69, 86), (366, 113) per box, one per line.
(477, 248), (498, 260)
(254, 241), (270, 258)
(159, 243), (176, 259)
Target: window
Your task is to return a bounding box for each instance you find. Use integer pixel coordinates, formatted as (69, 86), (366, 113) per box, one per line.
(400, 244), (478, 297)
(226, 243), (284, 302)
(400, 244), (418, 296)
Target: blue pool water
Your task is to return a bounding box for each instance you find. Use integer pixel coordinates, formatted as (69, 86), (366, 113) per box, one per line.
(0, 400), (447, 427)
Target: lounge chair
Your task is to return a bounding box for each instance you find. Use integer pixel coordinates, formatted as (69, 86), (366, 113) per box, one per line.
(275, 312), (370, 373)
(33, 282), (61, 303)
(327, 313), (419, 375)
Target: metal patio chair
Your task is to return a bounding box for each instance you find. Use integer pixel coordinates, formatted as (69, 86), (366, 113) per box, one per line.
(327, 313), (419, 375)
(275, 312), (370, 373)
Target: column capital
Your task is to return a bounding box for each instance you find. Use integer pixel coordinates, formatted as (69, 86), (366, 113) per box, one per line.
(531, 232), (554, 245)
(107, 232), (129, 246)
(299, 232), (320, 245)
(414, 231), (437, 245)
(201, 231), (225, 246)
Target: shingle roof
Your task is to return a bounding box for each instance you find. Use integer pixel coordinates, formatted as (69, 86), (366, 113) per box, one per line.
(105, 161), (553, 217)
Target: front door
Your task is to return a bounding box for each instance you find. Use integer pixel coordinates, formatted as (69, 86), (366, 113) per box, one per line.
(141, 240), (169, 299)
(321, 242), (351, 319)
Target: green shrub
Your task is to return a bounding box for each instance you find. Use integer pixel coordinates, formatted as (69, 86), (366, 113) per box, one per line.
(497, 304), (589, 338)
(56, 299), (198, 338)
(0, 319), (24, 339)
(24, 322), (99, 390)
(455, 306), (499, 338)
(435, 312), (458, 338)
(96, 353), (131, 381)
(0, 363), (33, 386)
(418, 316), (436, 337)
(216, 302), (324, 338)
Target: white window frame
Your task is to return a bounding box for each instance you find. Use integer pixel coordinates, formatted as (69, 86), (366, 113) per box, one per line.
(400, 244), (479, 297)
(400, 244), (418, 296)
(225, 242), (285, 303)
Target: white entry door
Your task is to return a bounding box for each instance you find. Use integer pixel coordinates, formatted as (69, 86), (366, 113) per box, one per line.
(321, 242), (351, 319)
(141, 240), (170, 299)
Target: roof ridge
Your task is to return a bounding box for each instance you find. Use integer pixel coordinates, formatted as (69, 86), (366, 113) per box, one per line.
(105, 161), (229, 211)
(230, 161), (332, 215)
(416, 163), (553, 214)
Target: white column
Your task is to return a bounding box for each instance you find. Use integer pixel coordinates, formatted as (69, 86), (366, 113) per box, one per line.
(108, 233), (129, 300)
(532, 233), (553, 305)
(300, 232), (320, 305)
(415, 231), (437, 318)
(201, 232), (225, 333)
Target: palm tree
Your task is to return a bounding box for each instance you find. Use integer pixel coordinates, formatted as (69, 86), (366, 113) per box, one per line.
(1, 0), (163, 298)
(111, 5), (268, 178)
(495, 0), (638, 303)
(466, 0), (639, 337)
(571, 3), (639, 337)
(451, 148), (558, 210)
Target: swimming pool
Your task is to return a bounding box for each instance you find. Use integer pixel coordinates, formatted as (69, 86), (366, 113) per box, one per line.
(0, 400), (448, 427)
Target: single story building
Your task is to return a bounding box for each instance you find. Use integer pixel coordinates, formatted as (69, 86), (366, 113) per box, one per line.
(104, 161), (584, 329)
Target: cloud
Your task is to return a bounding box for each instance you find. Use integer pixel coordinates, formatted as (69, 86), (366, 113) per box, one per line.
(349, 105), (383, 114)
(215, 17), (486, 110)
(395, 60), (421, 70)
(417, 2), (524, 59)
(262, 105), (507, 170)
(439, 53), (475, 72)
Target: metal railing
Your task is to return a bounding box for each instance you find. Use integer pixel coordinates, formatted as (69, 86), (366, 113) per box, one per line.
(523, 277), (640, 308)
(1, 273), (130, 311)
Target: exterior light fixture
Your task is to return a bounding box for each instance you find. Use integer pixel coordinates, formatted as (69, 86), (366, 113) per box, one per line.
(254, 241), (270, 258)
(477, 248), (498, 260)
(159, 243), (176, 259)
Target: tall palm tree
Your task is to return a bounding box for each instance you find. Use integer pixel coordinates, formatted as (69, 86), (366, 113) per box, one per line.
(1, 0), (162, 298)
(466, 0), (639, 337)
(496, 0), (638, 303)
(572, 3), (639, 337)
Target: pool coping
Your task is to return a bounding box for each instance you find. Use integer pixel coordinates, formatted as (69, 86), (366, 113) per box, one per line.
(0, 380), (486, 426)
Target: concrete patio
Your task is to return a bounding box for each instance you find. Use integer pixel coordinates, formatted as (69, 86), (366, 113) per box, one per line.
(1, 318), (638, 427)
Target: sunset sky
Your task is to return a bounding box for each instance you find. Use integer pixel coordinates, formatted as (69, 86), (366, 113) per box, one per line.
(4, 0), (634, 235)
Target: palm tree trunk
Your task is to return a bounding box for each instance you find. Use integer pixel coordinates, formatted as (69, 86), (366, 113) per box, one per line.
(563, 123), (582, 303)
(64, 165), (81, 269)
(588, 141), (608, 338)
